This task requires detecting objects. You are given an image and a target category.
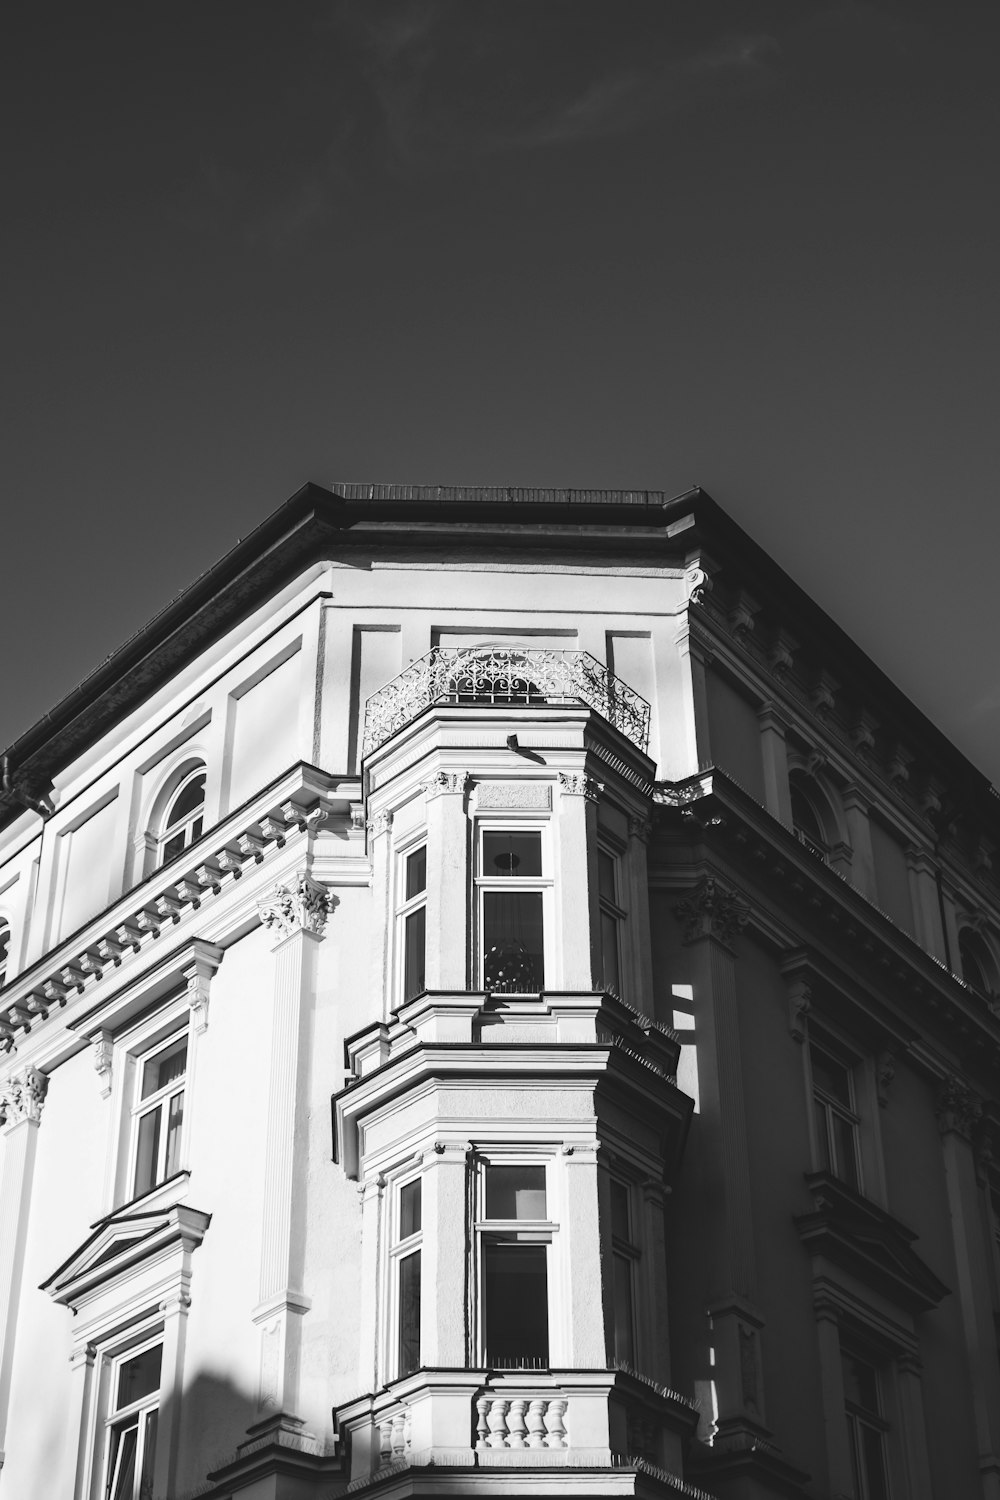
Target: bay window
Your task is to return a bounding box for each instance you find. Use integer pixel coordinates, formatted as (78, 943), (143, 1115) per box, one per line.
(478, 829), (547, 994)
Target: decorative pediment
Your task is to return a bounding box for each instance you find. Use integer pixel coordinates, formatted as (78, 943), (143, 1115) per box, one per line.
(42, 1201), (210, 1311)
(795, 1173), (948, 1314)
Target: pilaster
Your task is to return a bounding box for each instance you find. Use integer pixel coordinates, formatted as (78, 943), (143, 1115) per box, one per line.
(560, 1140), (605, 1366)
(842, 786), (877, 900)
(758, 703), (793, 827)
(422, 773), (469, 991)
(626, 813), (654, 1011)
(421, 1141), (470, 1366)
(673, 616), (711, 779)
(906, 846), (948, 963)
(935, 1077), (1000, 1499)
(557, 774), (602, 990)
(896, 1350), (934, 1500)
(252, 871), (331, 1425)
(0, 1067), (48, 1466)
(154, 1288), (192, 1499)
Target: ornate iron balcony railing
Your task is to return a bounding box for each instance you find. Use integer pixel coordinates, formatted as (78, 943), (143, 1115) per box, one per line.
(362, 648), (651, 758)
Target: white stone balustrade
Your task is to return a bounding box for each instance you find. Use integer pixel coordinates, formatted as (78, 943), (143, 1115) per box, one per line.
(378, 1406), (412, 1465)
(475, 1394), (568, 1450)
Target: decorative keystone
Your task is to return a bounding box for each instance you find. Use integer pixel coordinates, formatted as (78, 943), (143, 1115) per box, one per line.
(673, 876), (750, 947)
(258, 872), (332, 940)
(0, 1066), (48, 1127)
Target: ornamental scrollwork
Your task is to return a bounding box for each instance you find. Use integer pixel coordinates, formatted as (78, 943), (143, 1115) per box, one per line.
(258, 872), (332, 940)
(420, 771), (469, 799)
(673, 877), (750, 947)
(0, 1066), (48, 1127)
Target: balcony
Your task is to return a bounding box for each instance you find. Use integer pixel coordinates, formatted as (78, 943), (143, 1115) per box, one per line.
(338, 1368), (699, 1487)
(362, 648), (651, 759)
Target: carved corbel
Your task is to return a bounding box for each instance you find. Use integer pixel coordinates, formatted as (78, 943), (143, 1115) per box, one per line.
(888, 743), (914, 789)
(684, 565), (713, 606)
(628, 813), (653, 843)
(92, 1031), (113, 1098)
(934, 1075), (983, 1141)
(875, 1045), (896, 1108)
(728, 589), (760, 643)
(851, 710), (878, 760)
(421, 771), (470, 800)
(809, 670), (839, 722)
(182, 941), (225, 1034)
(558, 773), (603, 802)
(366, 809), (393, 839)
(768, 628), (797, 681)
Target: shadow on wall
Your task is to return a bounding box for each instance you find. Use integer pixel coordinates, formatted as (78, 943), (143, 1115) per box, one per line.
(150, 1372), (259, 1499)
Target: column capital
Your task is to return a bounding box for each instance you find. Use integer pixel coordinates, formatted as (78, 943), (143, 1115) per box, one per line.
(935, 1075), (983, 1141)
(628, 813), (653, 843)
(0, 1066), (48, 1128)
(258, 871), (332, 941)
(558, 773), (603, 802)
(421, 771), (469, 800)
(673, 876), (750, 948)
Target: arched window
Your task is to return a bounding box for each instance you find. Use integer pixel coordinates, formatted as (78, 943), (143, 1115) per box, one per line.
(0, 919), (9, 988)
(158, 767), (206, 866)
(789, 772), (830, 862)
(959, 928), (996, 1001)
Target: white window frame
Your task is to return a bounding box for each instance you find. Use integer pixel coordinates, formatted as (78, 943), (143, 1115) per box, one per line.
(157, 766), (206, 868)
(609, 1174), (639, 1368)
(473, 1152), (558, 1370)
(840, 1343), (893, 1500)
(107, 996), (200, 1214)
(101, 1331), (162, 1500)
(475, 820), (553, 995)
(129, 1029), (189, 1203)
(394, 836), (428, 1008)
(387, 1169), (424, 1380)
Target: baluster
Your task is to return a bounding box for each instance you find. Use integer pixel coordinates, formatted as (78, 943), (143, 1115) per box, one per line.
(379, 1419), (392, 1465)
(525, 1399), (548, 1448)
(543, 1397), (568, 1449)
(486, 1398), (509, 1448)
(506, 1398), (528, 1449)
(475, 1396), (491, 1450)
(391, 1411), (407, 1459)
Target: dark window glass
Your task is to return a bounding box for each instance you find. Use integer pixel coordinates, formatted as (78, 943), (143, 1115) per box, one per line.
(140, 1037), (187, 1100)
(790, 781), (827, 852)
(811, 1045), (852, 1108)
(960, 932), (991, 995)
(486, 1165), (546, 1220)
(484, 1242), (548, 1368)
(483, 831), (542, 878)
(611, 1180), (630, 1241)
(398, 1251), (421, 1376)
(613, 1253), (635, 1365)
(0, 921), (9, 986)
(108, 1423), (138, 1500)
(167, 774), (205, 826)
(405, 847), (427, 900)
(403, 906), (426, 1000)
(117, 1345), (162, 1408)
(601, 910), (620, 991)
(598, 850), (617, 903)
(483, 892), (543, 992)
(400, 1180), (422, 1239)
(133, 1110), (161, 1198)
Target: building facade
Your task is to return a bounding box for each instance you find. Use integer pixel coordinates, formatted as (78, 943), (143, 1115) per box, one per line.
(1, 484), (999, 1500)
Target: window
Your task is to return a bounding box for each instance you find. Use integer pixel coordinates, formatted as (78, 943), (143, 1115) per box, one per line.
(131, 1032), (187, 1199)
(811, 1040), (862, 1193)
(0, 918), (9, 987)
(158, 768), (206, 866)
(790, 774), (829, 862)
(104, 1340), (161, 1500)
(610, 1179), (637, 1366)
(397, 845), (427, 1004)
(959, 928), (996, 1002)
(597, 847), (625, 994)
(393, 1178), (422, 1377)
(479, 1162), (550, 1369)
(478, 829), (546, 993)
(842, 1349), (890, 1500)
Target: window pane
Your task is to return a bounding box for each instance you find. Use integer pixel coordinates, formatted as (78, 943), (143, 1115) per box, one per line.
(398, 1251), (421, 1376)
(842, 1352), (880, 1414)
(139, 1410), (158, 1500)
(133, 1109), (161, 1198)
(108, 1421), (138, 1500)
(833, 1112), (860, 1191)
(0, 922), (9, 984)
(141, 1036), (187, 1100)
(399, 1180), (422, 1239)
(601, 910), (620, 992)
(405, 847), (427, 900)
(167, 774), (205, 826)
(598, 851), (616, 903)
(483, 891), (544, 992)
(814, 1100), (833, 1173)
(613, 1253), (635, 1365)
(811, 1045), (852, 1107)
(403, 906), (426, 1001)
(484, 1242), (549, 1368)
(163, 1092), (184, 1180)
(161, 832), (185, 864)
(117, 1345), (162, 1409)
(611, 1180), (630, 1241)
(483, 831), (542, 878)
(859, 1422), (890, 1500)
(486, 1165), (546, 1220)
